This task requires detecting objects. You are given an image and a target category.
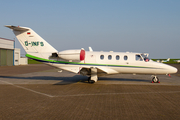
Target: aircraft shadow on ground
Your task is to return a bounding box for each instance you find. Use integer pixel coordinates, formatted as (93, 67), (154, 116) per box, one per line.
(98, 77), (149, 82)
(0, 75), (87, 85)
(0, 75), (150, 85)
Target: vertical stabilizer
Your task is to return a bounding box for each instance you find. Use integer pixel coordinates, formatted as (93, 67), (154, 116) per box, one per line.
(5, 25), (57, 59)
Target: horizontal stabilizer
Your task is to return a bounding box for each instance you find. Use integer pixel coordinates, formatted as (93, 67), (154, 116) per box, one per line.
(5, 25), (29, 31)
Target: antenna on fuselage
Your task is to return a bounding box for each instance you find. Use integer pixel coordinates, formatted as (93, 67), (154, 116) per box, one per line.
(89, 47), (93, 52)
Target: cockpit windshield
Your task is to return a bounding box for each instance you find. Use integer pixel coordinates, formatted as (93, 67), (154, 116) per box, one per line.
(141, 54), (150, 62)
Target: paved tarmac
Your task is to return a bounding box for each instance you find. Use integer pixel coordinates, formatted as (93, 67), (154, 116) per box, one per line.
(0, 64), (180, 120)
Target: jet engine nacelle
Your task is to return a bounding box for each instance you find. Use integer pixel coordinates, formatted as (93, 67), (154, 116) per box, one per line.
(58, 49), (85, 61)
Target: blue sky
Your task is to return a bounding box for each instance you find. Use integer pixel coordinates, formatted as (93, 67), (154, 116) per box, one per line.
(0, 0), (180, 58)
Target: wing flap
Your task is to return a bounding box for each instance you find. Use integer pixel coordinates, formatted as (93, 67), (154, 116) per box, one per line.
(60, 66), (81, 73)
(80, 66), (119, 76)
(97, 67), (119, 74)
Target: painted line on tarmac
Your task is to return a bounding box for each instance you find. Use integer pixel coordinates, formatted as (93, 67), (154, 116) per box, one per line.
(1, 80), (180, 98)
(0, 80), (55, 98)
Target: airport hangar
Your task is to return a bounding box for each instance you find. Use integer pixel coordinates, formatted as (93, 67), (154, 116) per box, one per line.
(0, 37), (27, 66)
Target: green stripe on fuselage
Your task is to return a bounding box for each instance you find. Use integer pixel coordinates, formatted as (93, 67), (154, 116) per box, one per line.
(26, 54), (153, 69)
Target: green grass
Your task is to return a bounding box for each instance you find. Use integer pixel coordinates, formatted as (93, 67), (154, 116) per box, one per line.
(28, 59), (43, 64)
(152, 59), (180, 64)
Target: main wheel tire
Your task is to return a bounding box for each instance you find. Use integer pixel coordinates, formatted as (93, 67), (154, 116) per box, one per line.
(89, 80), (95, 84)
(88, 77), (90, 83)
(88, 77), (95, 83)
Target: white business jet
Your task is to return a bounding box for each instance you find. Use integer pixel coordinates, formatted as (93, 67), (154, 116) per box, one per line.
(5, 25), (178, 83)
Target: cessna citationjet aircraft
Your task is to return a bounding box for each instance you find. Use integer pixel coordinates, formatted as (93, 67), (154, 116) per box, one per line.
(5, 25), (178, 83)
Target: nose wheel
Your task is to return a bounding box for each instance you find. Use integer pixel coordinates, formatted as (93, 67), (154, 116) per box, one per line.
(152, 76), (160, 83)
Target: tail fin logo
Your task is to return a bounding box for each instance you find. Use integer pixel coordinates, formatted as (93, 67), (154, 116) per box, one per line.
(25, 41), (44, 46)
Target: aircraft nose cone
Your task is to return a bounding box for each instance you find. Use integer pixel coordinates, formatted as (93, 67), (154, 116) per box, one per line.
(168, 66), (178, 74)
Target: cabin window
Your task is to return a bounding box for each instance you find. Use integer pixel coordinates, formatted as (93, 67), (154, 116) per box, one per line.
(116, 55), (120, 60)
(136, 55), (143, 61)
(124, 55), (128, 60)
(100, 55), (104, 60)
(108, 55), (112, 60)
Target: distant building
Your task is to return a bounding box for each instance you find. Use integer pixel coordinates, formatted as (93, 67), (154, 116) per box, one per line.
(14, 48), (28, 65)
(0, 37), (27, 66)
(0, 37), (14, 66)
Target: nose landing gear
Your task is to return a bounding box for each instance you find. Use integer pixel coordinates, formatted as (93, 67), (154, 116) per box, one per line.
(151, 76), (160, 83)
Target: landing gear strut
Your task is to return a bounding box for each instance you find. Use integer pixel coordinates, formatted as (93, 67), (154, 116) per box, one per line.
(152, 76), (160, 83)
(88, 68), (98, 84)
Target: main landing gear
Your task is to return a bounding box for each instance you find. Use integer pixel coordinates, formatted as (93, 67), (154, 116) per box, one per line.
(88, 77), (96, 83)
(88, 68), (98, 84)
(151, 76), (160, 83)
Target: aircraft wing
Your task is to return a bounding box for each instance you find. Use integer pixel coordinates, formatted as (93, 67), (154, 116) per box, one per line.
(80, 66), (119, 76)
(96, 67), (119, 74)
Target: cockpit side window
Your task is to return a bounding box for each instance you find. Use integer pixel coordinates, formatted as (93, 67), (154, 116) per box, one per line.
(136, 55), (143, 61)
(141, 54), (150, 62)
